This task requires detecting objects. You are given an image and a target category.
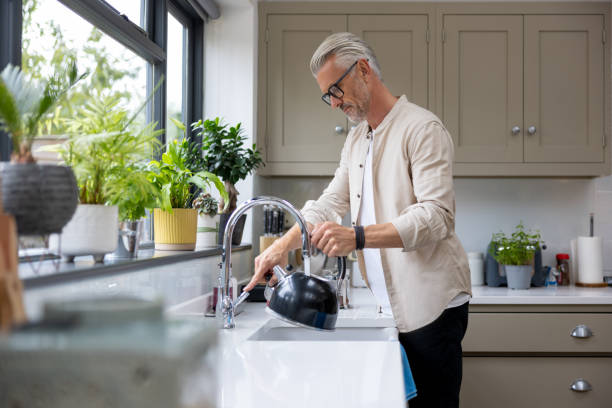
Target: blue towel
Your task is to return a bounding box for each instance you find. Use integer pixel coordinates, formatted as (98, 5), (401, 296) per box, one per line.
(400, 344), (418, 401)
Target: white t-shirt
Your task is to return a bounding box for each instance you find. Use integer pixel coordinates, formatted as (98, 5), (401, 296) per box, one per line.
(358, 129), (469, 316)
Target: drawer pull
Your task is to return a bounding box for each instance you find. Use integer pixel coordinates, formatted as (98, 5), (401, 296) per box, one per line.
(571, 324), (593, 339)
(570, 378), (592, 392)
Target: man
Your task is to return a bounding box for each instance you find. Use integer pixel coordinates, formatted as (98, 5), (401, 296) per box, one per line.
(244, 33), (471, 407)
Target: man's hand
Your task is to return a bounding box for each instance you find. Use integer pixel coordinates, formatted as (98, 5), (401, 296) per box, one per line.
(310, 221), (356, 257)
(243, 240), (289, 292)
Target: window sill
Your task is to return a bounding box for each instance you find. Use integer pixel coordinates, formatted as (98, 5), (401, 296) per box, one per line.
(20, 244), (252, 289)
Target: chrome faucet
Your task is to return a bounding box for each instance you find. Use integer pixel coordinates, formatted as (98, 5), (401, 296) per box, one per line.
(218, 196), (312, 329)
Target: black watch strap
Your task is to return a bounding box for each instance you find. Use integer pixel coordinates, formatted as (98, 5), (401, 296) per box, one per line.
(354, 225), (365, 250)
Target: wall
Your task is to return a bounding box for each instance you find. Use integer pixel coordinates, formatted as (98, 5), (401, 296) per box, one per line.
(208, 0), (612, 275)
(203, 0), (258, 245)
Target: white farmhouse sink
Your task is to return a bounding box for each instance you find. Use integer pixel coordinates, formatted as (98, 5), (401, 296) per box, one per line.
(247, 318), (398, 342)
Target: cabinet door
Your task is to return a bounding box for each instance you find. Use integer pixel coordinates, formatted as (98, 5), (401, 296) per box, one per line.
(461, 357), (612, 408)
(348, 14), (430, 109)
(443, 15), (524, 163)
(266, 15), (347, 164)
(524, 15), (605, 163)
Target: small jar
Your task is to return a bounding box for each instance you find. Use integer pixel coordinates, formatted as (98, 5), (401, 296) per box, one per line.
(468, 252), (485, 286)
(556, 253), (571, 286)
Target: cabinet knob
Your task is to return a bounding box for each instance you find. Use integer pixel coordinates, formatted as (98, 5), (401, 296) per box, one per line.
(511, 126), (521, 135)
(527, 126), (537, 135)
(570, 378), (592, 392)
(571, 324), (593, 339)
(334, 126), (345, 135)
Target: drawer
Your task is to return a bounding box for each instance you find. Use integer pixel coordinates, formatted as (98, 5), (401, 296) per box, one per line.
(463, 313), (612, 354)
(461, 357), (612, 408)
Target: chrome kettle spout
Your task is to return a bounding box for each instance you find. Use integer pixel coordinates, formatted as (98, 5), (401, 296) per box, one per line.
(219, 196), (312, 329)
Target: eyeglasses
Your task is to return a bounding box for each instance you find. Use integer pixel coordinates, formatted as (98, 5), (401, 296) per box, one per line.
(321, 60), (359, 106)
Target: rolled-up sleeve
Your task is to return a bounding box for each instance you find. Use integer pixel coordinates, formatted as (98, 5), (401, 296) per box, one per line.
(390, 121), (456, 252)
(301, 135), (351, 225)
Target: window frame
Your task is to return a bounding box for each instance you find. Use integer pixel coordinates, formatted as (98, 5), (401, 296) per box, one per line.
(0, 0), (206, 160)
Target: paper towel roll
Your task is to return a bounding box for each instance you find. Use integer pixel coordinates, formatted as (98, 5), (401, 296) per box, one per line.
(577, 236), (604, 284)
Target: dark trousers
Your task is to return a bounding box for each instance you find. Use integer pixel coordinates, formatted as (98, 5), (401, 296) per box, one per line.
(398, 302), (469, 408)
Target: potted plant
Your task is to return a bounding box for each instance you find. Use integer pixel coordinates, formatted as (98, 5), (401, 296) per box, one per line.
(193, 117), (264, 245)
(146, 137), (227, 251)
(193, 192), (220, 249)
(0, 63), (83, 235)
(489, 222), (542, 290)
(109, 162), (160, 258)
(46, 96), (162, 262)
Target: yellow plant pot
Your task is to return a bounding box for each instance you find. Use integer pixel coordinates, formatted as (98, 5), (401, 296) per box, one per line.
(153, 208), (197, 250)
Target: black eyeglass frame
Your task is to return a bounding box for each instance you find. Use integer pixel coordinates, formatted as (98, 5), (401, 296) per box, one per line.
(321, 59), (360, 106)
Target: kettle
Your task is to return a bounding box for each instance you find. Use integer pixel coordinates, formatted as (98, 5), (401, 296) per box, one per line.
(266, 256), (346, 331)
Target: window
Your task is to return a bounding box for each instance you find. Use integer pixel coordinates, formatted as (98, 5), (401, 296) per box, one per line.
(0, 0), (207, 160)
(0, 0), (209, 253)
(22, 0), (148, 163)
(103, 0), (145, 28)
(166, 11), (186, 142)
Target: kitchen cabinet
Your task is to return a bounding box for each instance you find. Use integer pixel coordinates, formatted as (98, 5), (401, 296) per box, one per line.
(265, 14), (347, 173)
(258, 2), (610, 177)
(523, 15), (605, 164)
(258, 7), (432, 176)
(443, 12), (607, 174)
(461, 305), (612, 408)
(442, 15), (524, 163)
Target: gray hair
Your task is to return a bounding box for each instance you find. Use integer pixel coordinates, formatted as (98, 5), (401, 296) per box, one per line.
(310, 32), (382, 80)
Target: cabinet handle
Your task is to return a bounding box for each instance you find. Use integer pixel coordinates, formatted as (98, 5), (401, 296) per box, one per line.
(571, 324), (593, 339)
(511, 126), (521, 135)
(527, 126), (537, 135)
(334, 126), (345, 135)
(570, 378), (592, 392)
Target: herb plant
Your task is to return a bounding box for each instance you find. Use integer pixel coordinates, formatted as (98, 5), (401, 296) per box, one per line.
(489, 222), (542, 266)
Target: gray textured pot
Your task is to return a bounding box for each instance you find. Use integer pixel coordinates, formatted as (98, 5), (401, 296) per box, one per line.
(504, 265), (532, 289)
(0, 163), (78, 235)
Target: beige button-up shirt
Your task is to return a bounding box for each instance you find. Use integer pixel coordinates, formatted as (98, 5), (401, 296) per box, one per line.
(302, 95), (471, 332)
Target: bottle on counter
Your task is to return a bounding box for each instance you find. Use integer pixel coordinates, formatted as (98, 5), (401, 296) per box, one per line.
(556, 253), (571, 286)
(467, 252), (485, 286)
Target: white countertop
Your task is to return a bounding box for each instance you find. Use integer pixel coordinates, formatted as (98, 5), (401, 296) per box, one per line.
(169, 284), (612, 407)
(171, 288), (406, 408)
(470, 285), (612, 304)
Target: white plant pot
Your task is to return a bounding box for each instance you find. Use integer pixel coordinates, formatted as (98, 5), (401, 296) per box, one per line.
(51, 204), (118, 262)
(195, 214), (219, 250)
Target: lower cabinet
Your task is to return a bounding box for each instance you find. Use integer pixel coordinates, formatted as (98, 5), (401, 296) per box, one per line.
(460, 307), (612, 408)
(461, 357), (612, 408)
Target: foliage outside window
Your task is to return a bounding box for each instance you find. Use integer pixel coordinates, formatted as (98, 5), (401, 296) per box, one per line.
(21, 0), (147, 158)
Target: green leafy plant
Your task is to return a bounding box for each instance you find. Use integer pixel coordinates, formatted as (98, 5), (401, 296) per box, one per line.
(192, 192), (219, 217)
(489, 222), (542, 266)
(146, 138), (228, 213)
(0, 61), (84, 162)
(193, 117), (264, 213)
(45, 95), (163, 219)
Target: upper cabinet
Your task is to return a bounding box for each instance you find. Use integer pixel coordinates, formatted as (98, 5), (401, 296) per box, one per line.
(258, 2), (610, 177)
(348, 15), (430, 109)
(266, 14), (347, 172)
(523, 15), (605, 164)
(442, 15), (524, 163)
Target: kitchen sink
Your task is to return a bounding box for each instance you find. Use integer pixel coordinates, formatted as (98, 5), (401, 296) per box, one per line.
(247, 318), (398, 342)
